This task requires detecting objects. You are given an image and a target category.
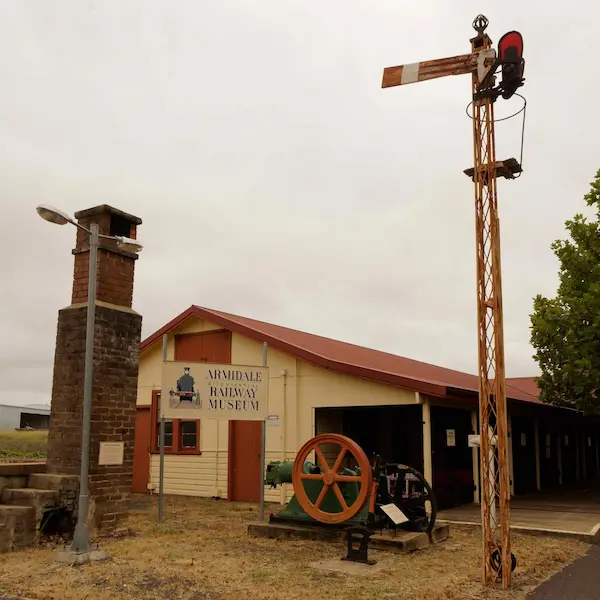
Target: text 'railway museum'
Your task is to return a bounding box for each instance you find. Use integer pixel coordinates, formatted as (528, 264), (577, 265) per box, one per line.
(132, 305), (600, 510)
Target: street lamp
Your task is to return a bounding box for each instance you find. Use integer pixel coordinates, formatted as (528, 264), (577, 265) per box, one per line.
(37, 204), (143, 559)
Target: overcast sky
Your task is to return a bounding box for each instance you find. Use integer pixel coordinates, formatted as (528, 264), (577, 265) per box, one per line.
(0, 1), (598, 407)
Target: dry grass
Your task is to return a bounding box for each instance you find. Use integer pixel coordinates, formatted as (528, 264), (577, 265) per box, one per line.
(0, 430), (48, 459)
(0, 495), (589, 600)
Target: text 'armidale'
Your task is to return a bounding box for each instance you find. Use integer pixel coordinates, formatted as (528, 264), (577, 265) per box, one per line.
(207, 369), (263, 382)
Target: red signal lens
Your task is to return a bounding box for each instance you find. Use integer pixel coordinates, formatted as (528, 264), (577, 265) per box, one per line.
(498, 31), (523, 62)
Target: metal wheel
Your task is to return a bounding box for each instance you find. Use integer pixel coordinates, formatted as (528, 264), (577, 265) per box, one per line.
(292, 434), (373, 525)
(490, 548), (517, 577)
(392, 464), (437, 534)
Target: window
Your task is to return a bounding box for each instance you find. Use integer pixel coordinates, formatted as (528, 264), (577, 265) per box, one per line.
(156, 419), (173, 448)
(151, 391), (200, 454)
(180, 421), (197, 449)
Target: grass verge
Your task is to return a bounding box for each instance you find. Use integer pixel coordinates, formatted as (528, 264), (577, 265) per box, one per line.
(0, 430), (48, 460)
(0, 494), (590, 600)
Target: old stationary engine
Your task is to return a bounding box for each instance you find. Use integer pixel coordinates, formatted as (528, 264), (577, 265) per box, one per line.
(265, 433), (437, 534)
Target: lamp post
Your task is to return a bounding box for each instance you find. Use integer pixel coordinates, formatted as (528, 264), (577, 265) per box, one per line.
(36, 204), (143, 558)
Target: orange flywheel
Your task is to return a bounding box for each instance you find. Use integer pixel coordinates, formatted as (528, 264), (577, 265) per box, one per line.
(291, 433), (373, 525)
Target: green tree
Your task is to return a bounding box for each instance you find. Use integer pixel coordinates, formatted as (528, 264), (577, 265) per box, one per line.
(530, 169), (600, 414)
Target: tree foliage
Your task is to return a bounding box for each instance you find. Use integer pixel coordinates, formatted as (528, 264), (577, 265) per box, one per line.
(530, 169), (600, 414)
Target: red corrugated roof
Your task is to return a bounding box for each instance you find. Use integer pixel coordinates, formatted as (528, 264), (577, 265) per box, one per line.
(140, 305), (541, 404)
(505, 377), (543, 404)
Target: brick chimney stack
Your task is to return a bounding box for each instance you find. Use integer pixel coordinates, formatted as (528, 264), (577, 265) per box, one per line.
(70, 205), (142, 307)
(47, 205), (143, 536)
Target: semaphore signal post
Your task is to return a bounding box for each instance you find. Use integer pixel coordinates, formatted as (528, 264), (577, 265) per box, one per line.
(381, 15), (526, 588)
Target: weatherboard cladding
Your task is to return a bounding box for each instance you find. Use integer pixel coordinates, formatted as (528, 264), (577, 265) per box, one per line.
(140, 305), (540, 405)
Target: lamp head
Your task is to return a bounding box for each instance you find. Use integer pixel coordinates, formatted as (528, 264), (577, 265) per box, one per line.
(36, 204), (73, 225)
(115, 236), (143, 254)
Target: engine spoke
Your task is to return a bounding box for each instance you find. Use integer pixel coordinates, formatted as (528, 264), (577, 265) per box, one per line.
(332, 483), (348, 511)
(314, 482), (330, 509)
(331, 448), (348, 473)
(334, 474), (362, 482)
(314, 446), (331, 472)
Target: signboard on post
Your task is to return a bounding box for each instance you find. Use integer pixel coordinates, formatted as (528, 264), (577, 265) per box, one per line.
(157, 349), (270, 524)
(160, 360), (269, 421)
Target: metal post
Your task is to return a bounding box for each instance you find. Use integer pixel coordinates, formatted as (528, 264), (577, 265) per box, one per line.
(557, 432), (563, 485)
(508, 414), (515, 497)
(259, 342), (267, 521)
(596, 434), (599, 479)
(158, 334), (167, 522)
(471, 409), (480, 503)
(534, 419), (541, 492)
(71, 222), (99, 554)
(421, 399), (433, 485)
(581, 431), (587, 482)
(575, 429), (581, 483)
(488, 426), (496, 531)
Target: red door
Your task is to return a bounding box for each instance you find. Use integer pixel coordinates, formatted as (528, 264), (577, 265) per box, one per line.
(228, 420), (262, 502)
(132, 407), (151, 493)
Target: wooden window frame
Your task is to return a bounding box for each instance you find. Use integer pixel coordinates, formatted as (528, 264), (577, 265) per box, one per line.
(150, 390), (201, 455)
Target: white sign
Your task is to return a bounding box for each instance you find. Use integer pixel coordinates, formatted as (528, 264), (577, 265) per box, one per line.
(98, 442), (124, 466)
(446, 429), (456, 447)
(477, 48), (497, 83)
(380, 503), (409, 525)
(161, 360), (269, 421)
(267, 414), (279, 427)
(468, 433), (499, 447)
(468, 434), (480, 448)
(521, 433), (527, 447)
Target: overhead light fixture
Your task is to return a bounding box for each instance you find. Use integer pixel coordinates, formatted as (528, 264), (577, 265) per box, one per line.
(36, 204), (73, 226)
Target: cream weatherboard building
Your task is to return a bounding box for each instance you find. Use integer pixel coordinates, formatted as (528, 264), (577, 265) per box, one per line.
(132, 305), (600, 509)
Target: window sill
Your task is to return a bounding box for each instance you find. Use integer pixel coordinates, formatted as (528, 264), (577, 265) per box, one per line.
(150, 450), (202, 456)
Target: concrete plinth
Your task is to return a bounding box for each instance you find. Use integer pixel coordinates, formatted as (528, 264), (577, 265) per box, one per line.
(310, 558), (389, 575)
(55, 548), (109, 565)
(247, 521), (450, 553)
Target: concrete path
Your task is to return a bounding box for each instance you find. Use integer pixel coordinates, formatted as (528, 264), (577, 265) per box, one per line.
(437, 489), (600, 541)
(527, 546), (600, 599)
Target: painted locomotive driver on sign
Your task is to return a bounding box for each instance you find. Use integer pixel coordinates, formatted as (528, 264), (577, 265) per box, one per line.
(169, 366), (201, 409)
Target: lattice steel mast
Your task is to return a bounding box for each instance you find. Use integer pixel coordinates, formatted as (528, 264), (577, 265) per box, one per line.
(381, 15), (525, 588)
(470, 17), (511, 586)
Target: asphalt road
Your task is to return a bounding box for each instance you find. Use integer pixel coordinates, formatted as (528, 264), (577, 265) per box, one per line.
(527, 545), (600, 600)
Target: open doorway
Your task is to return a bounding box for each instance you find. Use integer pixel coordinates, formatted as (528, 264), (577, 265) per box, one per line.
(314, 405), (424, 473)
(430, 405), (475, 509)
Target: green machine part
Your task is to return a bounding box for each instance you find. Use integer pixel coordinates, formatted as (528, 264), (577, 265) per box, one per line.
(265, 460), (369, 526)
